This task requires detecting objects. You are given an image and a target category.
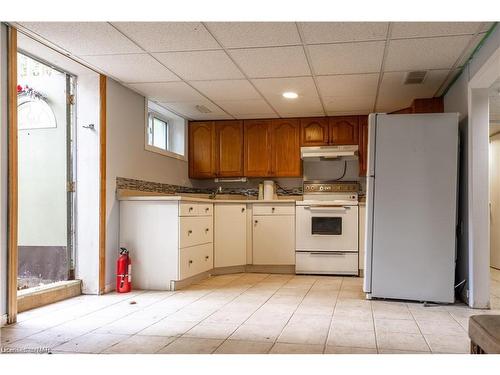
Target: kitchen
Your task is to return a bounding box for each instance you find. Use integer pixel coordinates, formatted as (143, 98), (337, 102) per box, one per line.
(1, 15), (500, 361)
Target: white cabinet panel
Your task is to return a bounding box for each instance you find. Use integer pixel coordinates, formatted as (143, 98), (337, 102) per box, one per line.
(179, 216), (213, 248)
(252, 215), (295, 265)
(214, 203), (247, 268)
(179, 243), (213, 280)
(253, 203), (295, 216)
(180, 202), (199, 216)
(295, 252), (358, 275)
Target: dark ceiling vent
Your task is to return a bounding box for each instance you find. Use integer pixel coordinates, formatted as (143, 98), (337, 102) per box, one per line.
(195, 104), (212, 113)
(403, 71), (427, 85)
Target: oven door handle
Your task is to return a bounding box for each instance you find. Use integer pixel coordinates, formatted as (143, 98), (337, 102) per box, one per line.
(305, 205), (350, 212)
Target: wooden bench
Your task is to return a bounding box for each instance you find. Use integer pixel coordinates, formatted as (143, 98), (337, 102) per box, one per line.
(469, 315), (500, 354)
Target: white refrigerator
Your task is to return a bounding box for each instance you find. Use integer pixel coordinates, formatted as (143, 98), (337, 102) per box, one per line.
(363, 113), (459, 303)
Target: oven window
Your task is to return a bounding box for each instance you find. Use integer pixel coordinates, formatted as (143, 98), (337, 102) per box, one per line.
(311, 217), (342, 235)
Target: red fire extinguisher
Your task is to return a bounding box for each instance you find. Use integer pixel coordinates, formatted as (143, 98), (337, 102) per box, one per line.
(116, 247), (132, 293)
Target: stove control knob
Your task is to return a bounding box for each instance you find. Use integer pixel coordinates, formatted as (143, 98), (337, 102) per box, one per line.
(319, 186), (324, 191)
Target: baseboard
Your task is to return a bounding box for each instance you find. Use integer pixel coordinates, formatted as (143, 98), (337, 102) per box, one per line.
(104, 283), (115, 294)
(245, 264), (295, 274)
(212, 265), (246, 275)
(170, 270), (212, 290)
(1, 314), (7, 327)
(17, 280), (82, 313)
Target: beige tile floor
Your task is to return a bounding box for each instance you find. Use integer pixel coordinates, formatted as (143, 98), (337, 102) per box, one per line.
(2, 269), (500, 354)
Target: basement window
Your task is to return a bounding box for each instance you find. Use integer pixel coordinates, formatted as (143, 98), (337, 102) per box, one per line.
(145, 100), (186, 160)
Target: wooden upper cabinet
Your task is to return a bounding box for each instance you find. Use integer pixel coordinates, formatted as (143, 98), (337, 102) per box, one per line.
(358, 115), (369, 177)
(244, 119), (272, 177)
(300, 117), (329, 146)
(329, 116), (359, 145)
(215, 121), (244, 177)
(271, 119), (301, 177)
(189, 121), (216, 178)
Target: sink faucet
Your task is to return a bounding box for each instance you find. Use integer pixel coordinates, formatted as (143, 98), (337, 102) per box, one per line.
(209, 186), (222, 199)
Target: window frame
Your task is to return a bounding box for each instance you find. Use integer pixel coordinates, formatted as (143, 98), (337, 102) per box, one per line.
(144, 101), (187, 161)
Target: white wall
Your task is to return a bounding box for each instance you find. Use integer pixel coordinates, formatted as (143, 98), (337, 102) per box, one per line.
(0, 24), (8, 322)
(105, 78), (190, 290)
(444, 25), (500, 307)
(75, 73), (100, 294)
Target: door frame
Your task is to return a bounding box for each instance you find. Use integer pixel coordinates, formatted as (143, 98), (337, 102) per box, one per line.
(467, 43), (500, 308)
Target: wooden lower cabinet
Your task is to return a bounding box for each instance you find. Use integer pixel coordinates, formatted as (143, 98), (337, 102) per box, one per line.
(214, 203), (247, 268)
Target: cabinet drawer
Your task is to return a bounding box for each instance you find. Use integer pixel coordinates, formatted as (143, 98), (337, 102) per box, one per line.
(180, 202), (199, 216)
(197, 204), (213, 216)
(179, 243), (213, 280)
(252, 204), (295, 216)
(295, 252), (358, 275)
(180, 216), (213, 248)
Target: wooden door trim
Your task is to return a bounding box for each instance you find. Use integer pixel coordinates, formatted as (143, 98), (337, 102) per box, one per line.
(7, 26), (18, 324)
(98, 75), (106, 294)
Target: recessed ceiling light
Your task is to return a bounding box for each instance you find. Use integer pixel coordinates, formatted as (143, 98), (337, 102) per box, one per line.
(282, 92), (298, 99)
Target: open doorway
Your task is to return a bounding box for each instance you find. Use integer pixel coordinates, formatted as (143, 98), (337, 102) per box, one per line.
(489, 78), (500, 309)
(16, 52), (76, 292)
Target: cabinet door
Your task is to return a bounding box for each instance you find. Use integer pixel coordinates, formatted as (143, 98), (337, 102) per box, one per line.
(252, 215), (295, 265)
(271, 119), (301, 177)
(244, 119), (272, 177)
(300, 117), (329, 146)
(329, 116), (359, 145)
(214, 204), (247, 268)
(189, 121), (216, 178)
(358, 115), (369, 176)
(216, 120), (244, 177)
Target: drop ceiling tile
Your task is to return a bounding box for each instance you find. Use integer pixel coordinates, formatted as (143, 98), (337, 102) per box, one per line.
(216, 99), (275, 115)
(112, 22), (220, 52)
(189, 80), (261, 101)
(454, 33), (486, 67)
(82, 54), (180, 83)
(376, 70), (449, 112)
(481, 22), (495, 33)
(251, 76), (324, 115)
(206, 22), (301, 48)
(20, 22), (143, 55)
(384, 35), (473, 71)
(229, 46), (311, 78)
(323, 96), (375, 113)
(126, 82), (205, 102)
(316, 73), (379, 97)
(391, 22), (483, 39)
(153, 50), (243, 81)
(308, 41), (385, 75)
(299, 22), (388, 44)
(160, 101), (232, 120)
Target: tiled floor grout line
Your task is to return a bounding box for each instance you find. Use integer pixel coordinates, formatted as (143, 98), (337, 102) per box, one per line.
(156, 273), (277, 354)
(6, 290), (154, 345)
(105, 273), (255, 353)
(55, 274), (250, 354)
(267, 276), (320, 354)
(368, 299), (379, 354)
(322, 277), (344, 354)
(407, 306), (433, 354)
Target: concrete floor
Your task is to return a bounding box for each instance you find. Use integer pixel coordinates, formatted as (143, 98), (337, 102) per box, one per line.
(1, 269), (500, 354)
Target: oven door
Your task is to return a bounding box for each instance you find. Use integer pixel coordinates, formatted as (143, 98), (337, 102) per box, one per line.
(296, 204), (358, 252)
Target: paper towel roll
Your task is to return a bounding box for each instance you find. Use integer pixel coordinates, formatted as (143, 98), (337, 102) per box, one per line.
(263, 180), (275, 200)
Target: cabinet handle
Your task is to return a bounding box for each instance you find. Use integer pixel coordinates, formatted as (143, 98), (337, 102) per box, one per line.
(205, 256), (210, 260)
(205, 207), (209, 212)
(254, 220), (258, 224)
(272, 207), (275, 212)
(189, 207), (194, 212)
(189, 260), (193, 265)
(241, 208), (245, 213)
(188, 230), (193, 235)
(205, 228), (210, 233)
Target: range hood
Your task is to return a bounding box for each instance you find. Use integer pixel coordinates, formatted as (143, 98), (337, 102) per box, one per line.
(300, 145), (359, 161)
